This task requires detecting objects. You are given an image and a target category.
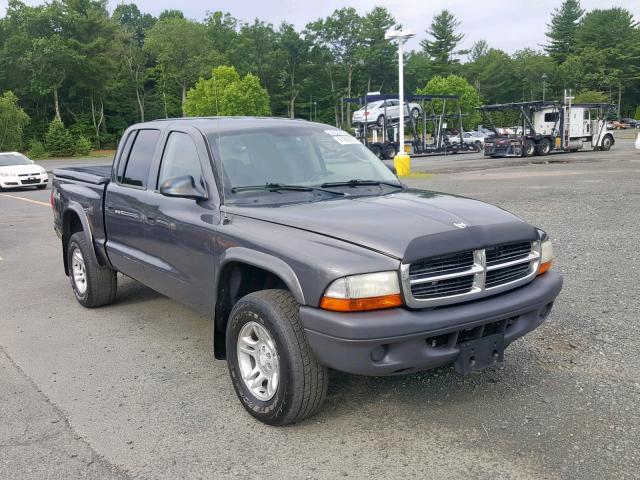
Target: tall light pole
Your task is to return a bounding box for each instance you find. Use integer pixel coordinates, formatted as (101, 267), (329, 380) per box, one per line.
(542, 73), (548, 101)
(385, 29), (415, 176)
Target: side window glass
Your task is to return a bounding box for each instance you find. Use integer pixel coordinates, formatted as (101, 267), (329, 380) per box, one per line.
(115, 131), (136, 183)
(121, 129), (160, 188)
(158, 132), (204, 189)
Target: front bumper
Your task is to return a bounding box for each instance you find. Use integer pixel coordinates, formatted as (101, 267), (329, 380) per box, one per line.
(0, 176), (48, 188)
(300, 271), (562, 376)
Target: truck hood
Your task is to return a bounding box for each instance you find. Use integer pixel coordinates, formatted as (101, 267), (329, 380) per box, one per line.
(225, 189), (538, 261)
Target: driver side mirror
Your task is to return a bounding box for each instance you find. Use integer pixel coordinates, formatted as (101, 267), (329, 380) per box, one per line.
(159, 175), (208, 201)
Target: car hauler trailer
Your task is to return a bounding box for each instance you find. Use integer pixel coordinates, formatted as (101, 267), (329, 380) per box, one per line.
(347, 93), (480, 159)
(480, 92), (615, 158)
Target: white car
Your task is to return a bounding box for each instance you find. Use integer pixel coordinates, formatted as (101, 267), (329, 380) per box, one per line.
(0, 152), (49, 190)
(352, 99), (422, 126)
(635, 132), (640, 150)
(448, 131), (487, 145)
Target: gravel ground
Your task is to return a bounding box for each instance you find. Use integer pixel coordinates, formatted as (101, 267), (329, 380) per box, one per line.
(0, 139), (638, 479)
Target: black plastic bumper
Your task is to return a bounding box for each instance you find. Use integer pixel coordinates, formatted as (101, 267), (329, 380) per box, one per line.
(300, 271), (562, 376)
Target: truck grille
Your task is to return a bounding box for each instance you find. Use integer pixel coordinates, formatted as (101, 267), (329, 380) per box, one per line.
(402, 240), (540, 308)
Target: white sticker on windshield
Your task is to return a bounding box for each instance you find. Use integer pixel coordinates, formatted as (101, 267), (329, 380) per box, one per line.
(325, 129), (348, 136)
(333, 135), (360, 145)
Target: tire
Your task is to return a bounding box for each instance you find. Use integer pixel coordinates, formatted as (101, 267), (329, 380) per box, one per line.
(376, 115), (386, 127)
(36, 184), (47, 190)
(536, 138), (551, 156)
(410, 107), (420, 119)
(600, 134), (613, 151)
(226, 290), (328, 426)
(369, 144), (382, 159)
(523, 140), (535, 157)
(67, 232), (117, 308)
(384, 144), (397, 159)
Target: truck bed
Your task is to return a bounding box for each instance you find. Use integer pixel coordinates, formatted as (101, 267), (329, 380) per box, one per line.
(52, 165), (112, 185)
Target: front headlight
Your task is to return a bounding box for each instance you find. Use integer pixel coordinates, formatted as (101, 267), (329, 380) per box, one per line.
(537, 230), (554, 276)
(320, 271), (402, 312)
(0, 171), (14, 177)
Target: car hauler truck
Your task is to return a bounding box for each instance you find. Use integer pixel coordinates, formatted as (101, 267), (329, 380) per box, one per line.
(481, 93), (615, 158)
(348, 93), (480, 159)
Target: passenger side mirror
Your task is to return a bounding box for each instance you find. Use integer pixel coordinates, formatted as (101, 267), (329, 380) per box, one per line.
(159, 175), (208, 201)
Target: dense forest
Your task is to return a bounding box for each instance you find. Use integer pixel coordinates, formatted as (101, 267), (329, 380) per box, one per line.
(0, 0), (638, 153)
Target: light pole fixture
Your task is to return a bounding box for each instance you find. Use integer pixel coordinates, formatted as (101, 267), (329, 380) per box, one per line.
(542, 73), (548, 101)
(385, 28), (415, 176)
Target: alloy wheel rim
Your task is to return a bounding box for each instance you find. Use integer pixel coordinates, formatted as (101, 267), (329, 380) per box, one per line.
(71, 248), (87, 294)
(237, 321), (280, 401)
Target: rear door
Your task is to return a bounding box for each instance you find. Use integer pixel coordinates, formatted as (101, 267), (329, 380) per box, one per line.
(142, 126), (220, 315)
(105, 128), (161, 282)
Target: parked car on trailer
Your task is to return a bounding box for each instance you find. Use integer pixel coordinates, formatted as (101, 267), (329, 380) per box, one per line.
(448, 131), (487, 146)
(0, 152), (49, 190)
(352, 99), (422, 126)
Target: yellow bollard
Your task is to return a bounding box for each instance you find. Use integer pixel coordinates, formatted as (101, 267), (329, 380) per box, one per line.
(393, 153), (411, 177)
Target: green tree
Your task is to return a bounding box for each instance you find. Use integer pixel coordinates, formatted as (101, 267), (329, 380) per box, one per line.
(184, 65), (270, 116)
(306, 8), (365, 127)
(420, 10), (465, 75)
(44, 118), (75, 156)
(0, 91), (30, 151)
(145, 17), (217, 115)
(545, 0), (584, 63)
(574, 90), (607, 103)
(418, 74), (481, 129)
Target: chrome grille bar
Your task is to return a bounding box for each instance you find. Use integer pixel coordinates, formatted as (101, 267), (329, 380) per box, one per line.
(401, 241), (541, 308)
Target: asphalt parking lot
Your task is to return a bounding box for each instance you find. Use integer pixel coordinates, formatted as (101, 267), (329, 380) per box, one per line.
(1, 139), (639, 479)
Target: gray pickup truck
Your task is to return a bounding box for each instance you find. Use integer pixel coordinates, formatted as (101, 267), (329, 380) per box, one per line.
(52, 117), (562, 425)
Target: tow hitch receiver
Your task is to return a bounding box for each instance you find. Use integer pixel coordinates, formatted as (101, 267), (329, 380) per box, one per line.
(455, 333), (505, 374)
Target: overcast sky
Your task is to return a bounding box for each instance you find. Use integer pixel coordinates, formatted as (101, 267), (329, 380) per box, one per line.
(1, 0), (638, 53)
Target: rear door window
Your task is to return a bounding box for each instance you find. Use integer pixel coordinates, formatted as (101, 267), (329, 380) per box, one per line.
(120, 129), (160, 188)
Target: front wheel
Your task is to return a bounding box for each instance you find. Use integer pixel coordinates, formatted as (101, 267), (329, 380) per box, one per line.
(600, 134), (613, 151)
(226, 290), (328, 426)
(410, 107), (420, 119)
(67, 232), (117, 307)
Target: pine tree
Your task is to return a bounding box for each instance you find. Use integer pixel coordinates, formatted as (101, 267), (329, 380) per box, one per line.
(545, 0), (584, 63)
(420, 10), (464, 74)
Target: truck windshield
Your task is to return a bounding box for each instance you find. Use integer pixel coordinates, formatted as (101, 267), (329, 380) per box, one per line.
(207, 126), (399, 200)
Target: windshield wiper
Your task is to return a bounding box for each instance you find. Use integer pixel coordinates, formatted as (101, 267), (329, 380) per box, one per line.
(320, 179), (404, 189)
(231, 182), (345, 196)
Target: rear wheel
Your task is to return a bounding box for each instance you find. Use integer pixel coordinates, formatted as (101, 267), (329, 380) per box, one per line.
(384, 143), (397, 159)
(376, 115), (386, 127)
(536, 138), (551, 156)
(67, 232), (117, 307)
(523, 140), (536, 157)
(226, 290), (328, 426)
(369, 144), (383, 159)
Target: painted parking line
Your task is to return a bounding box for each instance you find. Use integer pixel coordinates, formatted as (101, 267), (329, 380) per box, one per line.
(0, 193), (50, 207)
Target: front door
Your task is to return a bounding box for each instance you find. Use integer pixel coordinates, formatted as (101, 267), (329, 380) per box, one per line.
(143, 127), (219, 315)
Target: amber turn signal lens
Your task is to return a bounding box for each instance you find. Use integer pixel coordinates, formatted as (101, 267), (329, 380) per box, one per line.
(320, 294), (403, 312)
(537, 261), (553, 276)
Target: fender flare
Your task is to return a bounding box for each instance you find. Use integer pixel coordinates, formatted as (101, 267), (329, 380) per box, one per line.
(61, 202), (100, 275)
(215, 247), (305, 305)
